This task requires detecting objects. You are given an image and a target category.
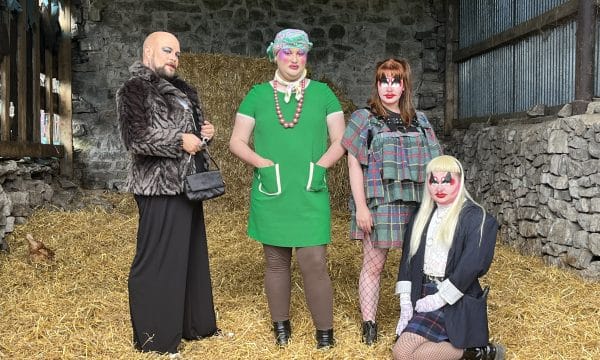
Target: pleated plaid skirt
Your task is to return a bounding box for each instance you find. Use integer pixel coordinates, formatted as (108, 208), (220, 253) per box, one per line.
(404, 281), (450, 342)
(349, 200), (418, 248)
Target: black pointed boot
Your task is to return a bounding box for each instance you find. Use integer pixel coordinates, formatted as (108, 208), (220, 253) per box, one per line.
(272, 320), (291, 346)
(316, 328), (335, 349)
(462, 342), (506, 360)
(361, 320), (378, 345)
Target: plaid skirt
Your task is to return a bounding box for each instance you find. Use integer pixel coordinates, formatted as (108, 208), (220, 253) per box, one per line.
(404, 282), (449, 342)
(350, 201), (417, 248)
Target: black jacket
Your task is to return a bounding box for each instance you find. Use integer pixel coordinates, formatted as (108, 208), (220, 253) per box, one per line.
(398, 200), (499, 348)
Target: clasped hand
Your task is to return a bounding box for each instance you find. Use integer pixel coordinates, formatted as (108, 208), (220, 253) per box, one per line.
(414, 292), (447, 312)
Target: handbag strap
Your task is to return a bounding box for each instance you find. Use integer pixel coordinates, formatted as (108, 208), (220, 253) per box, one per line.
(201, 147), (220, 170)
(184, 146), (220, 176)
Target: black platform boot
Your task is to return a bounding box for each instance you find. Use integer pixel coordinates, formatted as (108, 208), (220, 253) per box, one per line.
(462, 342), (506, 360)
(272, 320), (291, 346)
(316, 328), (335, 349)
(361, 320), (378, 345)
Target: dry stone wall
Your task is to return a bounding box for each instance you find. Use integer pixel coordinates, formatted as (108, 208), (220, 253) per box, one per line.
(447, 114), (600, 280)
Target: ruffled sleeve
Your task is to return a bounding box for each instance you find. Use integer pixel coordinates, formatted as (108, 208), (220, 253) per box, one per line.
(341, 108), (372, 165)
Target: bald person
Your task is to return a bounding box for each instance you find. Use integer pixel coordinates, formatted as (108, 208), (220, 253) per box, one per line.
(116, 31), (219, 356)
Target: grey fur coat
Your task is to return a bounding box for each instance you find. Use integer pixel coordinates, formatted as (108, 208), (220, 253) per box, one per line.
(116, 61), (205, 195)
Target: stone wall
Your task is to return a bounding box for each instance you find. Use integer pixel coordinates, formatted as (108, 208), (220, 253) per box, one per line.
(0, 159), (82, 250)
(446, 113), (600, 280)
(70, 0), (446, 189)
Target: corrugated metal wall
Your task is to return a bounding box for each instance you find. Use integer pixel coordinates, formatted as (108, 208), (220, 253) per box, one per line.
(596, 17), (600, 98)
(458, 0), (578, 119)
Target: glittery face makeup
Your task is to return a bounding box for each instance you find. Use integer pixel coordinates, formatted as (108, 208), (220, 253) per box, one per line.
(427, 171), (460, 205)
(377, 74), (404, 110)
(276, 47), (307, 81)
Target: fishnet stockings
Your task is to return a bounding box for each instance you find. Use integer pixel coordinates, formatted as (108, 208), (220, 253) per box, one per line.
(393, 332), (463, 360)
(358, 236), (389, 321)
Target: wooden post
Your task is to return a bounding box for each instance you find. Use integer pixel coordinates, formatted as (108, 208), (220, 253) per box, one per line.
(572, 0), (596, 114)
(0, 9), (9, 142)
(16, 0), (27, 142)
(45, 49), (54, 144)
(444, 0), (459, 135)
(32, 9), (41, 143)
(58, 0), (73, 177)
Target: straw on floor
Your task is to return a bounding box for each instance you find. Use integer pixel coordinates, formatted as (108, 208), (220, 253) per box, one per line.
(0, 192), (598, 359)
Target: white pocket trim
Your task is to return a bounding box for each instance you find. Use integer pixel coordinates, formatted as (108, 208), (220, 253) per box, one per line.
(258, 163), (281, 196)
(306, 162), (326, 191)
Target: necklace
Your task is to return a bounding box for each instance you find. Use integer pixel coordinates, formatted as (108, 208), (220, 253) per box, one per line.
(273, 79), (305, 128)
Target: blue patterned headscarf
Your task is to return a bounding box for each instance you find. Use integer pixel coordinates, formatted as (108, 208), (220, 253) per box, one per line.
(266, 29), (313, 62)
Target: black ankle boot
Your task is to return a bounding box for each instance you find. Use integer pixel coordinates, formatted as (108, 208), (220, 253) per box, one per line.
(361, 320), (378, 345)
(315, 328), (335, 349)
(462, 342), (506, 360)
(272, 320), (291, 346)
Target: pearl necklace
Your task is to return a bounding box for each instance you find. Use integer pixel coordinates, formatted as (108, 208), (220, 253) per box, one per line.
(273, 79), (305, 128)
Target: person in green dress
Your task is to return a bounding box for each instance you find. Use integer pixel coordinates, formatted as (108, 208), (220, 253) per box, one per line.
(229, 29), (345, 348)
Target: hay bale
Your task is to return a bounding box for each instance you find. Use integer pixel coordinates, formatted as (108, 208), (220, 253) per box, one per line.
(177, 53), (355, 212)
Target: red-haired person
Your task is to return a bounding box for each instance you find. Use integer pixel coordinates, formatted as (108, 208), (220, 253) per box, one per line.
(341, 58), (442, 345)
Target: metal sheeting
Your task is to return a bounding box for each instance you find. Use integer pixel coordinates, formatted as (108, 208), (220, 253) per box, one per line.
(460, 0), (514, 48)
(459, 46), (513, 118)
(457, 0), (576, 119)
(459, 0), (569, 48)
(459, 21), (576, 119)
(514, 21), (575, 111)
(514, 0), (570, 25)
(595, 18), (600, 97)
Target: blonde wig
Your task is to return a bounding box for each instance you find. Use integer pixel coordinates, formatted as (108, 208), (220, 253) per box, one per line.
(408, 155), (487, 258)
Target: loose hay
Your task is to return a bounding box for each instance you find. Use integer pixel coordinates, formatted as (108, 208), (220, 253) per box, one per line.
(0, 193), (599, 359)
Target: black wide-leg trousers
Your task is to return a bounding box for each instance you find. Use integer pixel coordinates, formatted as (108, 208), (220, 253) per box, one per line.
(129, 194), (217, 354)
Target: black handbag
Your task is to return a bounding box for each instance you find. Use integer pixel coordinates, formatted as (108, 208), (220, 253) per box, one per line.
(183, 148), (225, 201)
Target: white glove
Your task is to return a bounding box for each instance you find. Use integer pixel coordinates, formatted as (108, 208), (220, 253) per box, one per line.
(396, 293), (413, 335)
(415, 292), (447, 312)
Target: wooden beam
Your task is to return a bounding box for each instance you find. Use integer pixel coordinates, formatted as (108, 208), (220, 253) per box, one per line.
(16, 0), (27, 142)
(0, 27), (8, 142)
(32, 10), (41, 143)
(0, 141), (64, 158)
(572, 0), (596, 114)
(58, 0), (73, 177)
(45, 48), (54, 145)
(454, 0), (579, 62)
(444, 0), (459, 135)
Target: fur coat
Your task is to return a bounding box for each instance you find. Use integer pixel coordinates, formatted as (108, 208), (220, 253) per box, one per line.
(116, 61), (205, 195)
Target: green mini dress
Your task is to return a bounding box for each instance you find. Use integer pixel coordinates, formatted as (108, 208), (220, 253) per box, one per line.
(237, 80), (342, 247)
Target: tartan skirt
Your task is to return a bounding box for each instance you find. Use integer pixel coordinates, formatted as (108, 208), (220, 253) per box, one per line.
(350, 201), (418, 249)
(404, 281), (449, 342)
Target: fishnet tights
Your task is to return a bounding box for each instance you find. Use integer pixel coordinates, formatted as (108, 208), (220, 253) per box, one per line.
(358, 236), (389, 321)
(393, 332), (463, 360)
